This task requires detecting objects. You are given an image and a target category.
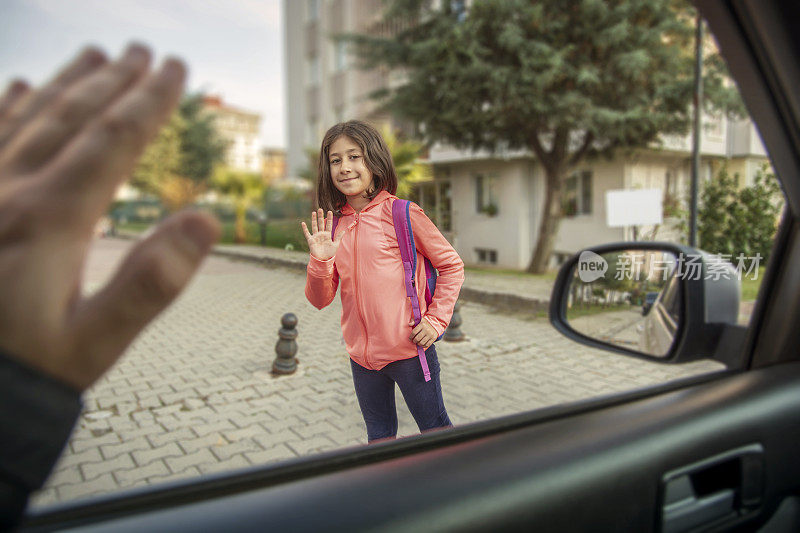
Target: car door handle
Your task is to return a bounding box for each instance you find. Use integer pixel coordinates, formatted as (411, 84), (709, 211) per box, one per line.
(661, 444), (764, 533)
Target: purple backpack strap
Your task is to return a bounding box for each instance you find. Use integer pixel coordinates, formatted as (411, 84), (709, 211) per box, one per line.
(331, 214), (339, 238)
(392, 199), (432, 382)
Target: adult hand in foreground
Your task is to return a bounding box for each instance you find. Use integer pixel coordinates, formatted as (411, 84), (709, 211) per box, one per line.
(0, 44), (220, 391)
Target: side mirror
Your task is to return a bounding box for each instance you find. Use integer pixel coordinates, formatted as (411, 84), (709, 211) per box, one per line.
(549, 242), (744, 365)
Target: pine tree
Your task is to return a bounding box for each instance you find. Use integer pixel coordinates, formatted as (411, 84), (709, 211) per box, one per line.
(345, 0), (742, 272)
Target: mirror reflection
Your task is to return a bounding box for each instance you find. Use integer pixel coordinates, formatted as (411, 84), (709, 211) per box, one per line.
(564, 249), (682, 358)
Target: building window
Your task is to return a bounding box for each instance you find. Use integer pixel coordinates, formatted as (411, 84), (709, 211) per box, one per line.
(706, 113), (724, 138)
(411, 182), (434, 213)
(438, 181), (452, 232)
(475, 174), (498, 216)
(334, 106), (345, 124)
(307, 56), (319, 86)
(306, 120), (318, 145)
(665, 171), (675, 196)
(475, 248), (497, 265)
(563, 170), (592, 217)
(307, 0), (319, 21)
(334, 41), (348, 72)
(409, 180), (452, 232)
(451, 0), (467, 22)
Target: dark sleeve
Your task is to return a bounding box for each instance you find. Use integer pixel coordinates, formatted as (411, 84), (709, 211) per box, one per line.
(0, 350), (83, 530)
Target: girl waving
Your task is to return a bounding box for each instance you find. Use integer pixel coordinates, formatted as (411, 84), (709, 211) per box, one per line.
(302, 121), (464, 442)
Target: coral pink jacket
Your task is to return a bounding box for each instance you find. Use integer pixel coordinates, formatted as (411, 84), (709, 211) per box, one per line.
(305, 191), (465, 371)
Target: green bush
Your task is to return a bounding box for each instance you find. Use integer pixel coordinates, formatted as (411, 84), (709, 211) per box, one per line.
(218, 219), (307, 250)
(118, 218), (308, 251)
(699, 165), (783, 263)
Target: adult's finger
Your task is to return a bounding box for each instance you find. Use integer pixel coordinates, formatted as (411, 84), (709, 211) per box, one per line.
(0, 80), (30, 122)
(65, 211), (219, 390)
(0, 47), (107, 149)
(45, 57), (186, 226)
(5, 44), (151, 173)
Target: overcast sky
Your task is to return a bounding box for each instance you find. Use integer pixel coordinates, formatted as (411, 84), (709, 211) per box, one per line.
(0, 0), (285, 148)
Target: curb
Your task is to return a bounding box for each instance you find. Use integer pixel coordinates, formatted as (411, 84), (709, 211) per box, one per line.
(112, 233), (549, 313)
(212, 248), (308, 272)
(458, 287), (549, 315)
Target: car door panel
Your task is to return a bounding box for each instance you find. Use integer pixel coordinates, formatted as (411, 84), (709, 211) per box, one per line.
(22, 363), (800, 532)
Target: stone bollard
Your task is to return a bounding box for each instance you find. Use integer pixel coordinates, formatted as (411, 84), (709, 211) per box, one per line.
(272, 313), (298, 375)
(258, 214), (267, 246)
(443, 301), (466, 342)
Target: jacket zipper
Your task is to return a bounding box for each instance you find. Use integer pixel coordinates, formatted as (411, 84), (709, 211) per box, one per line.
(352, 212), (370, 367)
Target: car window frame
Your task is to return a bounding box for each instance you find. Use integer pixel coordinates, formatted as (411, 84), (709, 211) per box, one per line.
(20, 0), (800, 528)
(699, 0), (800, 368)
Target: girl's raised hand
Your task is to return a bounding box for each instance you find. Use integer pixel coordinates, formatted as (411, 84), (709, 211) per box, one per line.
(301, 209), (344, 261)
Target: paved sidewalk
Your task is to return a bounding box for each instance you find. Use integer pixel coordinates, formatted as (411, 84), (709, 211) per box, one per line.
(31, 238), (723, 508)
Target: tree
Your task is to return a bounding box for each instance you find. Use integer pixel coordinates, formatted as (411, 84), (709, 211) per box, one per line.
(180, 95), (226, 185)
(346, 0), (742, 272)
(699, 164), (782, 263)
(130, 94), (225, 211)
(210, 167), (265, 243)
(382, 127), (432, 197)
(129, 112), (183, 204)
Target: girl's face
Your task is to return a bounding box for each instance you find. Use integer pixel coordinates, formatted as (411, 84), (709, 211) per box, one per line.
(328, 135), (375, 204)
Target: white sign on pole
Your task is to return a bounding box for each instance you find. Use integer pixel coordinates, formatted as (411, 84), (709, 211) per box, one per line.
(605, 189), (663, 227)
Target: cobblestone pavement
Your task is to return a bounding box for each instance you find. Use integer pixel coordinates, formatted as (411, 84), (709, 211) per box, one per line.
(31, 238), (723, 507)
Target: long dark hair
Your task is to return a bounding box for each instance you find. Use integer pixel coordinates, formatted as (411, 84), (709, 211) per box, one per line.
(316, 120), (398, 214)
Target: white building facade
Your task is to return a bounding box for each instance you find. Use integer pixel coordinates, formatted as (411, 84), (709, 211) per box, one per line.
(425, 116), (770, 269)
(285, 0), (397, 179)
(202, 96), (263, 173)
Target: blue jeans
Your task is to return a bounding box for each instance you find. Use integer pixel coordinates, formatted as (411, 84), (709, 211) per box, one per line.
(350, 345), (452, 442)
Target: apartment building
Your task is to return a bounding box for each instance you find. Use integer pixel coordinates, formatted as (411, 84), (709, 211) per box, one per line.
(202, 95), (263, 173)
(284, 0), (771, 269)
(424, 116), (770, 269)
(262, 147), (288, 185)
(285, 0), (404, 178)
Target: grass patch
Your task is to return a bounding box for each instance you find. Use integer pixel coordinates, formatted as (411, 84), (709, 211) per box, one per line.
(118, 219), (308, 251)
(218, 219), (307, 250)
(740, 265), (765, 302)
(465, 265), (557, 280)
(116, 221), (153, 233)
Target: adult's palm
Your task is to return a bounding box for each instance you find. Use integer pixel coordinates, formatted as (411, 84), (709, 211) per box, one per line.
(301, 208), (344, 261)
(0, 45), (219, 391)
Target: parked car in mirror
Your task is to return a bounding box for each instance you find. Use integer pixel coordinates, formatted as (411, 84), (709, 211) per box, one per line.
(642, 291), (659, 316)
(549, 242), (744, 366)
